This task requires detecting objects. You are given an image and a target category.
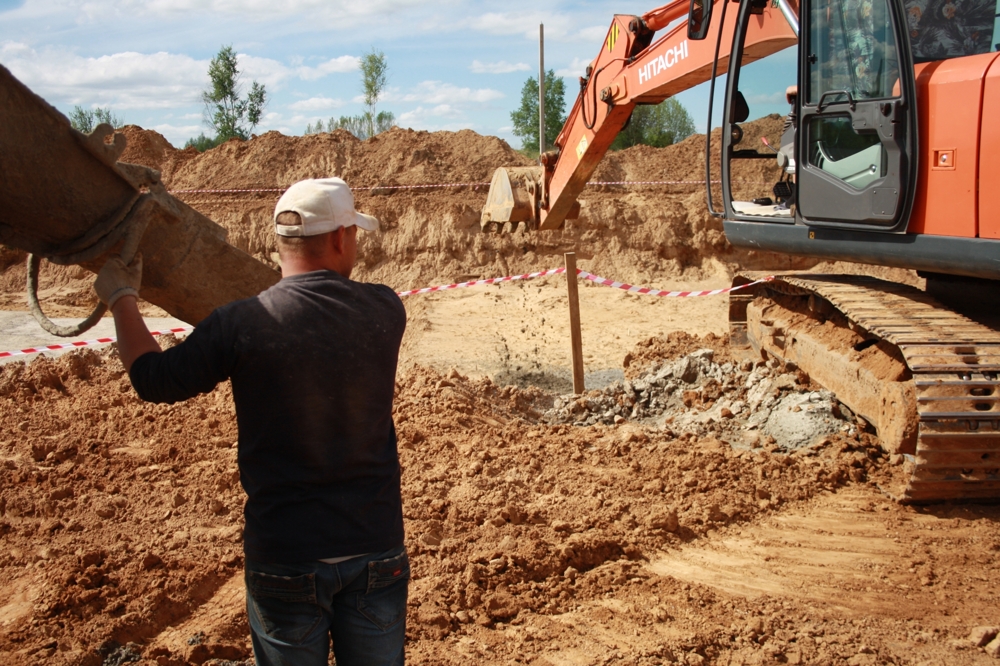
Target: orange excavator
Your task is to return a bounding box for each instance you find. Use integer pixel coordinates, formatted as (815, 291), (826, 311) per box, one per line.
(482, 0), (1000, 502)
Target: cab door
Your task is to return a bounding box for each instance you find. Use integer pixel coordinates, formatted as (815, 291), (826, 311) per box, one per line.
(716, 0), (919, 231)
(795, 0), (918, 230)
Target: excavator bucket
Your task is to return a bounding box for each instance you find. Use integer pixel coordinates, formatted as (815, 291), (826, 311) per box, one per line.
(480, 166), (543, 233)
(480, 165), (581, 233)
(0, 64), (279, 327)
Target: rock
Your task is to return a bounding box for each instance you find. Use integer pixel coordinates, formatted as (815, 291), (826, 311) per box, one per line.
(483, 591), (518, 619)
(763, 390), (842, 449)
(643, 479), (665, 493)
(419, 532), (442, 547)
(706, 504), (728, 523)
(647, 508), (679, 532)
(171, 491), (187, 508)
(984, 636), (1000, 658)
(142, 553), (162, 570)
(80, 550), (105, 567)
(969, 626), (999, 648)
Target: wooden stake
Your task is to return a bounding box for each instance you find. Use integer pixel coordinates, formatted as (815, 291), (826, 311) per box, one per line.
(565, 252), (585, 394)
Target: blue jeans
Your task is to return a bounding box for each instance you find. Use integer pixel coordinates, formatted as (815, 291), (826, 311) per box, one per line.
(245, 546), (409, 666)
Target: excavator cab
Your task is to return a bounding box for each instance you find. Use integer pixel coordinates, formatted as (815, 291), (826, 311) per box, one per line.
(719, 0), (1000, 279)
(713, 0), (918, 232)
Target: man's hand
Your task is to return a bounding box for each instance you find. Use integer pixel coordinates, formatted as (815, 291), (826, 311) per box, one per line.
(94, 254), (142, 310)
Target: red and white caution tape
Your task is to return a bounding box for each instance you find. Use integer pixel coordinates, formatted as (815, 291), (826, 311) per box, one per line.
(168, 178), (744, 196)
(1, 271), (771, 359)
(0, 327), (193, 360)
(395, 267), (566, 297)
(169, 182), (488, 195)
(587, 179), (721, 185)
(578, 271), (772, 296)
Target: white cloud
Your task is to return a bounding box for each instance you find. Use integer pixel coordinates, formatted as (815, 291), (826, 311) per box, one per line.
(466, 11), (575, 40)
(398, 103), (462, 122)
(239, 54), (358, 87)
(470, 59), (529, 74)
(385, 80), (503, 105)
(1, 42), (207, 108)
(746, 91), (786, 105)
(396, 105), (481, 132)
(297, 55), (359, 79)
(0, 42), (360, 114)
(555, 57), (590, 78)
(576, 25), (609, 42)
(149, 122), (204, 146)
(288, 96), (346, 112)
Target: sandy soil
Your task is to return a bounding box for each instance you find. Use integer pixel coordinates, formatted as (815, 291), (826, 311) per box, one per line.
(2, 122), (997, 666)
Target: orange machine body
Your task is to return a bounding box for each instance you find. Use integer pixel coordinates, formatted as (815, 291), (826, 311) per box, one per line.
(909, 52), (1000, 239)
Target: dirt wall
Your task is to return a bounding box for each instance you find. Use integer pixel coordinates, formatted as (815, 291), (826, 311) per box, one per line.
(2, 116), (819, 317)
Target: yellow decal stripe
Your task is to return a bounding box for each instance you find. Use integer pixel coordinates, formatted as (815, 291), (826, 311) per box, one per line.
(606, 23), (619, 53)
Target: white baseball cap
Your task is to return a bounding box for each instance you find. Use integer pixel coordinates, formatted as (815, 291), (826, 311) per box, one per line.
(273, 177), (380, 237)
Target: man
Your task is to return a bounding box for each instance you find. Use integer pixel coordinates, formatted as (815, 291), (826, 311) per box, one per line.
(95, 177), (409, 666)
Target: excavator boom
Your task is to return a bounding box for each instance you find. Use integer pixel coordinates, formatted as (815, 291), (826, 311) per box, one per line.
(481, 0), (797, 232)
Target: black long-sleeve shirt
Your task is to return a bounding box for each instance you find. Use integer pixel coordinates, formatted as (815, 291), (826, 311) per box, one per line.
(129, 270), (406, 563)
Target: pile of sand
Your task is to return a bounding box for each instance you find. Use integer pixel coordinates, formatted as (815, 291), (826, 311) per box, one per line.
(2, 116), (813, 317)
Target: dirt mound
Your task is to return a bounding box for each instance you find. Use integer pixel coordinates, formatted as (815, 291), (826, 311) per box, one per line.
(4, 117), (819, 319)
(2, 340), (998, 665)
(116, 126), (188, 176)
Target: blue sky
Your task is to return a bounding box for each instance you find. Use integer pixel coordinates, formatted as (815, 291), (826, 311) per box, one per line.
(0, 0), (796, 149)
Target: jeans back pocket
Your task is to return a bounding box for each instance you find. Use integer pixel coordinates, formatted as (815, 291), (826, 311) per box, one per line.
(246, 571), (323, 644)
(366, 550), (410, 592)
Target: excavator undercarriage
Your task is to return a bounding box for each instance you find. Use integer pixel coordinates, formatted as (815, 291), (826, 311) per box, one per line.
(730, 274), (1000, 503)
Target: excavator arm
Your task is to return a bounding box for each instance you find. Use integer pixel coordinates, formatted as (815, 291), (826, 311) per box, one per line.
(481, 0), (797, 232)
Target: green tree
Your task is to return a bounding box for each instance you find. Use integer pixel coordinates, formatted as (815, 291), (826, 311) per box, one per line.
(69, 106), (123, 134)
(184, 133), (224, 152)
(328, 112), (394, 140)
(200, 45), (267, 143)
(610, 98), (695, 150)
(360, 48), (392, 139)
(304, 119), (326, 135)
(324, 48), (395, 140)
(510, 69), (566, 155)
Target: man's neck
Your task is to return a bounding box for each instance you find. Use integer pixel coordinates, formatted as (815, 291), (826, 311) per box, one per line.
(280, 257), (351, 279)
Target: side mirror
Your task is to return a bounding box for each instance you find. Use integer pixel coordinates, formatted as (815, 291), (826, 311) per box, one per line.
(730, 90), (750, 123)
(688, 0), (713, 40)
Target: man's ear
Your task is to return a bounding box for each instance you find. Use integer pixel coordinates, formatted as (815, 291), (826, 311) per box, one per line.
(328, 226), (347, 254)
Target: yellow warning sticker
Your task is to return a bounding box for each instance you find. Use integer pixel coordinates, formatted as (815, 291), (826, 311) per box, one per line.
(576, 134), (589, 160)
(606, 22), (620, 53)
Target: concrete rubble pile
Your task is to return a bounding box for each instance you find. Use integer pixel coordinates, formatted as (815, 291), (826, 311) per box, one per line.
(545, 349), (856, 450)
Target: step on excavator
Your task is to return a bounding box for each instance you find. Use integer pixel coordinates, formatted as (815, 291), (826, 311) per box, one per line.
(481, 0), (1000, 502)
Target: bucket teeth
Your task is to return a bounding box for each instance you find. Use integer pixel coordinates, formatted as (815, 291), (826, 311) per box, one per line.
(480, 166), (543, 233)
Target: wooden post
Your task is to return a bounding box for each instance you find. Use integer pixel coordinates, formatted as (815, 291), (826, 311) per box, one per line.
(565, 252), (585, 394)
(539, 24), (545, 155)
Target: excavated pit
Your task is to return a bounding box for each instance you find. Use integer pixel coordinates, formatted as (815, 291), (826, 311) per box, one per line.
(1, 120), (999, 666)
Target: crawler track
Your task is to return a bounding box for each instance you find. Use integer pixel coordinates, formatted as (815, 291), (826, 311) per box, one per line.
(733, 273), (1000, 503)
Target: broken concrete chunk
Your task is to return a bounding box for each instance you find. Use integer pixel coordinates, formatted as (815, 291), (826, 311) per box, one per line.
(969, 626), (1000, 648)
